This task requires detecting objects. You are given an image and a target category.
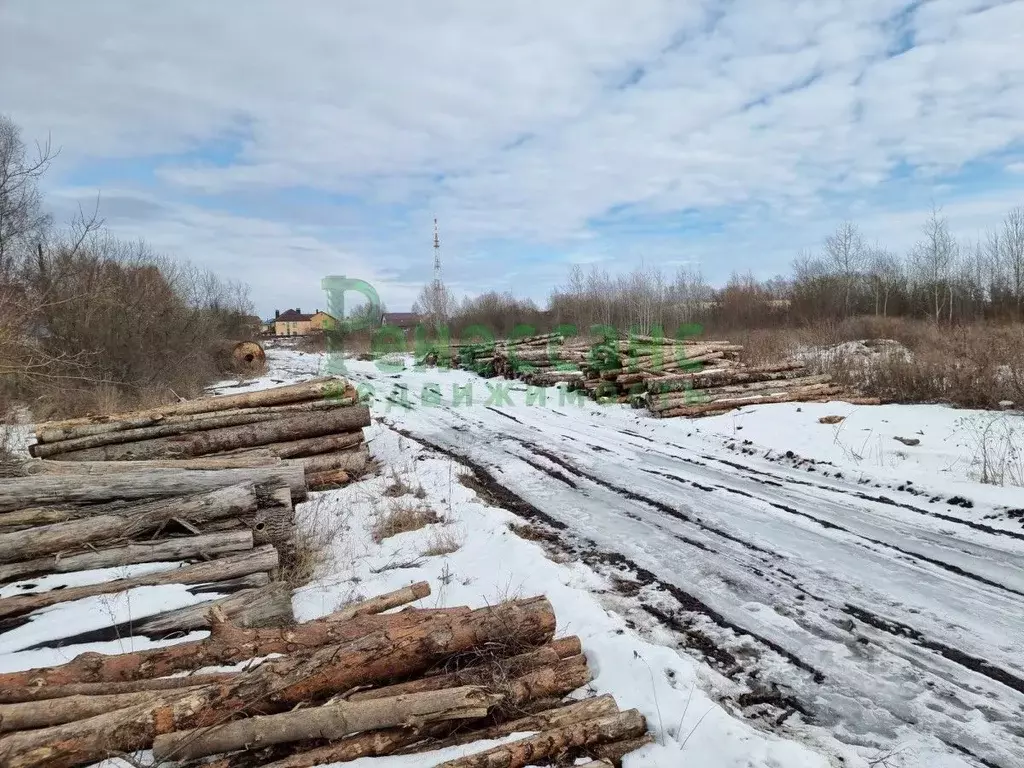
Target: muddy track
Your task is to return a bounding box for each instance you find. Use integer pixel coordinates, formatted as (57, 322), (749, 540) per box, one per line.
(385, 423), (828, 685)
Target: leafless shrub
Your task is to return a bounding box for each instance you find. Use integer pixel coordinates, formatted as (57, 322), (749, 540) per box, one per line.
(961, 414), (1024, 487)
(371, 501), (440, 543)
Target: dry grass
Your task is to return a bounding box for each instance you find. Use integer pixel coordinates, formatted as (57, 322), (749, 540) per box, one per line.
(281, 495), (350, 586)
(421, 526), (465, 557)
(371, 500), (441, 543)
(736, 317), (1024, 409)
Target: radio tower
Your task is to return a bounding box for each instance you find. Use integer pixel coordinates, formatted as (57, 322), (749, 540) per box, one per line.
(433, 218), (442, 293)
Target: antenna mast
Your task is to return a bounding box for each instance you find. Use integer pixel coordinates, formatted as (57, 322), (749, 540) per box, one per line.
(433, 218), (442, 293)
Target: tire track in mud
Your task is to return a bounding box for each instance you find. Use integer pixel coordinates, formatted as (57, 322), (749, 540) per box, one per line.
(647, 466), (1024, 600)
(383, 422), (826, 683)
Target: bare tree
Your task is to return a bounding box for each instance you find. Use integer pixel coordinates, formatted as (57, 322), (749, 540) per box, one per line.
(0, 115), (55, 274)
(866, 247), (903, 317)
(911, 206), (958, 323)
(412, 280), (455, 331)
(823, 221), (865, 317)
(1000, 206), (1024, 319)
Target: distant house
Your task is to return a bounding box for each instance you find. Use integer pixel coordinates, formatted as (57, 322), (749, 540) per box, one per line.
(273, 308), (338, 337)
(380, 312), (422, 331)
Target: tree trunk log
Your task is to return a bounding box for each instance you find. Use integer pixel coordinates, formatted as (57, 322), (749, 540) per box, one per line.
(331, 582), (430, 620)
(299, 446), (368, 475)
(0, 673), (234, 705)
(0, 688), (199, 733)
(0, 602), (464, 688)
(591, 734), (655, 765)
(48, 407), (371, 462)
(0, 466), (306, 512)
(30, 401), (356, 458)
(306, 468), (350, 489)
(433, 710), (647, 768)
(201, 696), (619, 768)
(0, 530), (254, 584)
(0, 598), (554, 768)
(188, 572), (271, 593)
(202, 486), (293, 547)
(21, 454), (283, 474)
(647, 373), (832, 411)
(348, 638), (582, 702)
(0, 484), (259, 564)
(0, 545), (280, 620)
(33, 377), (347, 440)
(152, 686), (503, 762)
(654, 384), (841, 417)
(240, 431), (365, 459)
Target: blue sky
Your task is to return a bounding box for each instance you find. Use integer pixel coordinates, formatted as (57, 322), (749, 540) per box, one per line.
(2, 0), (1023, 317)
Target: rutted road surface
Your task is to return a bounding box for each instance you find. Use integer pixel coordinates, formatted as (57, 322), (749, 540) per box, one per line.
(353, 366), (1024, 767)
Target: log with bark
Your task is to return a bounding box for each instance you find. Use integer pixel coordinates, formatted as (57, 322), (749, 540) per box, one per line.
(47, 406), (371, 462)
(0, 597), (555, 768)
(347, 637), (582, 702)
(22, 454), (283, 474)
(225, 696), (618, 768)
(299, 445), (369, 475)
(433, 709), (647, 768)
(29, 400), (357, 459)
(0, 586), (441, 688)
(33, 377), (348, 442)
(0, 673), (236, 705)
(0, 464), (306, 512)
(306, 468), (350, 489)
(203, 485), (293, 547)
(235, 430), (365, 459)
(0, 483), (258, 564)
(151, 686), (503, 762)
(0, 545), (280, 620)
(0, 530), (254, 583)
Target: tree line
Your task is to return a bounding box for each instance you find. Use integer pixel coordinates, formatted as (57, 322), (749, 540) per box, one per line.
(412, 205), (1024, 339)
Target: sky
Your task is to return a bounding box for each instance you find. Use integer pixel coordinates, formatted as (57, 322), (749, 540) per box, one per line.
(1, 1), (1023, 317)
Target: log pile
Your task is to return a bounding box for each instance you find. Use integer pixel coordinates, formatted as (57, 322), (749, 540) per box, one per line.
(0, 460), (305, 645)
(439, 334), (871, 417)
(0, 582), (652, 768)
(26, 377), (372, 491)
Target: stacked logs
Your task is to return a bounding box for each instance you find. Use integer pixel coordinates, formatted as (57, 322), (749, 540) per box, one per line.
(438, 334), (869, 417)
(0, 459), (305, 645)
(0, 582), (651, 768)
(26, 377), (372, 490)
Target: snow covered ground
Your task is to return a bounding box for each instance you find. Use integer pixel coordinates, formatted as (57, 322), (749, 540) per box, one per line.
(259, 344), (1024, 768)
(3, 341), (1022, 768)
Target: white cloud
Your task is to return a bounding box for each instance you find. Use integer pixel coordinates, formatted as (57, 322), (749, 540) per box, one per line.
(2, 0), (1024, 309)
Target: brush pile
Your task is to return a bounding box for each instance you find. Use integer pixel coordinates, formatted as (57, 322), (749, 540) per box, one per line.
(0, 457), (306, 646)
(439, 333), (870, 417)
(26, 377), (372, 490)
(0, 582), (651, 768)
